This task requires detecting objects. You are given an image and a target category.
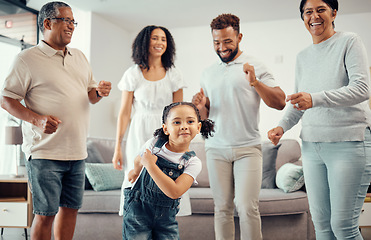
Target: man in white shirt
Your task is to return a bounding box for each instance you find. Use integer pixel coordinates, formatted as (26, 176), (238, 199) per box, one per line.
(192, 13), (285, 240)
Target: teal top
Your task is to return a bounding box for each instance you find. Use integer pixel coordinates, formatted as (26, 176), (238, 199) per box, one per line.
(279, 32), (371, 142)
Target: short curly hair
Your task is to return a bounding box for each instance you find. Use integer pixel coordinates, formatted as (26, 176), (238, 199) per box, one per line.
(210, 13), (240, 34)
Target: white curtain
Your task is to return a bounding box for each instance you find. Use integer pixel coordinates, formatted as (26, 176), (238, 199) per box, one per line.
(0, 41), (22, 175)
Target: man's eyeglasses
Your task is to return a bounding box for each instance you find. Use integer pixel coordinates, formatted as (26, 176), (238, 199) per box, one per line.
(49, 17), (78, 27)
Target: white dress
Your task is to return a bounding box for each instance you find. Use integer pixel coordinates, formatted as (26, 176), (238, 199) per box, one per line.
(117, 64), (186, 215)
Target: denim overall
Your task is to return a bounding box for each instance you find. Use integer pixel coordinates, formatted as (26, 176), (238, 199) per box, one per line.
(122, 138), (196, 240)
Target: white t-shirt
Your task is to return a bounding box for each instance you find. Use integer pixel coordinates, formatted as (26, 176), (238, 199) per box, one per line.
(129, 137), (202, 189)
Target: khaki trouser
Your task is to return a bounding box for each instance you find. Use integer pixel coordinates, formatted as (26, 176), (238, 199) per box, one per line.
(206, 145), (263, 240)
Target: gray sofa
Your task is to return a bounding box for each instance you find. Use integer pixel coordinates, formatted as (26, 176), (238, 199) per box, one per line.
(74, 137), (315, 240)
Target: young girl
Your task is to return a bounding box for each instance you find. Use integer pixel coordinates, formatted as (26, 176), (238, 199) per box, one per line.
(122, 102), (214, 240)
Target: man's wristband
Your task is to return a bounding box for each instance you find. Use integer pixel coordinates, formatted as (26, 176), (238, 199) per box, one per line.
(96, 90), (102, 98)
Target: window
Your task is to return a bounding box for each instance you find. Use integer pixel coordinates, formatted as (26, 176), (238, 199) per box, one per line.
(0, 0), (38, 175)
(0, 41), (22, 175)
(0, 0), (39, 46)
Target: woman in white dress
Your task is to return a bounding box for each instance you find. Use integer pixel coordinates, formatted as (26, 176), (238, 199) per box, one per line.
(112, 25), (186, 215)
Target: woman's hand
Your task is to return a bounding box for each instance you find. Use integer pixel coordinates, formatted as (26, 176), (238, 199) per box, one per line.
(287, 92), (313, 111)
(268, 127), (284, 146)
(112, 148), (123, 170)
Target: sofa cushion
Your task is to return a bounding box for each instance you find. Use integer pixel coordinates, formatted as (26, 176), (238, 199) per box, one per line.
(85, 141), (105, 190)
(188, 187), (214, 214)
(190, 140), (209, 187)
(188, 187), (309, 217)
(87, 137), (125, 164)
(259, 188), (309, 216)
(276, 139), (302, 171)
(261, 142), (281, 189)
(80, 189), (121, 213)
(85, 163), (125, 191)
(276, 163), (305, 193)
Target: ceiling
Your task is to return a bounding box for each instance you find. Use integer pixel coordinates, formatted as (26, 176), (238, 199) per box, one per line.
(26, 0), (371, 32)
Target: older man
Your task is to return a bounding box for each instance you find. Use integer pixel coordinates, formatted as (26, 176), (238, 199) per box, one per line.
(0, 2), (111, 239)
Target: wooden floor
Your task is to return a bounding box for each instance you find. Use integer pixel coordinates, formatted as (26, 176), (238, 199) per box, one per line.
(1, 227), (371, 240)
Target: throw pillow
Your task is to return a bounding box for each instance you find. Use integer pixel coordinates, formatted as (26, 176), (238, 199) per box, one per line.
(84, 141), (105, 190)
(85, 163), (125, 191)
(276, 163), (305, 193)
(261, 142), (281, 189)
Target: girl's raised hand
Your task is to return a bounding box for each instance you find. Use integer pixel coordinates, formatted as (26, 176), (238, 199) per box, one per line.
(141, 149), (158, 168)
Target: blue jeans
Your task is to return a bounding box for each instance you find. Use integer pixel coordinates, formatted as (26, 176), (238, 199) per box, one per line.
(302, 128), (371, 240)
(25, 158), (85, 216)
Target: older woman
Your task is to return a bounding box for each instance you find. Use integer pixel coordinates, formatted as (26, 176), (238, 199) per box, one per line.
(268, 0), (371, 239)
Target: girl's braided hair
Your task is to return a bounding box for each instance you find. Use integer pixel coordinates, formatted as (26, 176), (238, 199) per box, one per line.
(154, 102), (215, 141)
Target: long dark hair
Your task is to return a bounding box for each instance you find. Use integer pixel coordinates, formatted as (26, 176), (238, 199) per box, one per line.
(154, 102), (215, 141)
(132, 25), (176, 71)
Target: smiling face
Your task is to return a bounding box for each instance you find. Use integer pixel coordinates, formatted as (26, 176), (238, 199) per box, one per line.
(302, 0), (337, 44)
(44, 7), (75, 51)
(163, 105), (201, 149)
(148, 28), (167, 57)
(212, 26), (242, 63)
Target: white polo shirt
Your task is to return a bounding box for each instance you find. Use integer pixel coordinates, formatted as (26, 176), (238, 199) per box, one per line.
(1, 41), (98, 160)
(201, 52), (278, 148)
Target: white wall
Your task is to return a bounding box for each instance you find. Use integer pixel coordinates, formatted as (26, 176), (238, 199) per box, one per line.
(88, 13), (132, 138)
(67, 7), (92, 60)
